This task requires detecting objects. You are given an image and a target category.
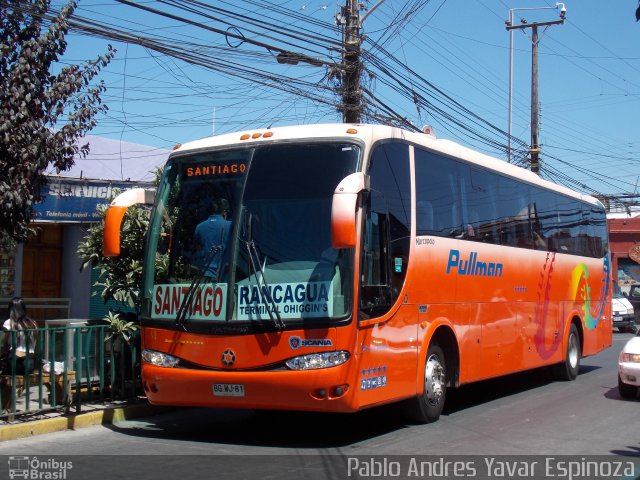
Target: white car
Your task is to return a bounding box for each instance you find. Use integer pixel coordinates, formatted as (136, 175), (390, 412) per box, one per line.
(618, 330), (640, 399)
(612, 282), (636, 333)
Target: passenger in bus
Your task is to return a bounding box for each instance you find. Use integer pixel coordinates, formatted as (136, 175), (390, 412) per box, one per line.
(465, 223), (476, 238)
(461, 210), (479, 239)
(193, 198), (232, 279)
(533, 230), (547, 250)
(531, 214), (548, 250)
(0, 297), (38, 375)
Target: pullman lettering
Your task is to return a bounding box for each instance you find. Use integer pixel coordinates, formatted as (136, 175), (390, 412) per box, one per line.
(445, 249), (503, 277)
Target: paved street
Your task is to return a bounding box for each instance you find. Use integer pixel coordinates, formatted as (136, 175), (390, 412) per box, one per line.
(1, 332), (638, 454)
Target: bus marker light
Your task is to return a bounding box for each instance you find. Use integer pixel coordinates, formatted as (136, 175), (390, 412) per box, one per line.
(240, 134), (250, 140)
(346, 128), (358, 134)
(172, 144), (182, 150)
(252, 133), (262, 139)
(422, 125), (436, 138)
(263, 131), (273, 138)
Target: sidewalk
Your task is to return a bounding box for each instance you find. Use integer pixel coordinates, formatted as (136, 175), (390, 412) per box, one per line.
(0, 399), (170, 442)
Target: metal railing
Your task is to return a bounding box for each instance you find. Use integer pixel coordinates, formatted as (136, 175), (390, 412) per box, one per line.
(0, 324), (140, 420)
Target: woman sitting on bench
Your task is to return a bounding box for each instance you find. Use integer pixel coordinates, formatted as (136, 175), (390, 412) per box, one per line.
(1, 297), (38, 375)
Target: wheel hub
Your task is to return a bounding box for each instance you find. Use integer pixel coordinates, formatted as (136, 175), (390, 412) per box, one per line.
(568, 333), (579, 369)
(425, 353), (445, 406)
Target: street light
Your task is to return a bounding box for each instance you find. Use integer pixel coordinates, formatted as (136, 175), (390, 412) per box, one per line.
(506, 3), (565, 167)
(360, 0), (388, 25)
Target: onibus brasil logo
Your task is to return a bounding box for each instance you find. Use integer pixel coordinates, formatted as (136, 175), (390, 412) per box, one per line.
(8, 456), (72, 479)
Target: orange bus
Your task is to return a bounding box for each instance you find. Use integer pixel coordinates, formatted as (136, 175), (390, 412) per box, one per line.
(103, 124), (612, 423)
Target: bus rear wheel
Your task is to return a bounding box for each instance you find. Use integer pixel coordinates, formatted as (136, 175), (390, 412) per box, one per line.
(552, 323), (580, 381)
(403, 343), (446, 424)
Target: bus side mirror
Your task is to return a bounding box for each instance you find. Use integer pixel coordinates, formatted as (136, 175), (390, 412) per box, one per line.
(331, 172), (369, 249)
(103, 188), (156, 256)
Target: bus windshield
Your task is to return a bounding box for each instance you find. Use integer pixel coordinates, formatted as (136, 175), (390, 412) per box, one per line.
(144, 142), (360, 328)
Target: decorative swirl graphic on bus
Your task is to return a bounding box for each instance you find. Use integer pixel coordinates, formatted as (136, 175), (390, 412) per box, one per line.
(534, 252), (560, 359)
(570, 256), (610, 330)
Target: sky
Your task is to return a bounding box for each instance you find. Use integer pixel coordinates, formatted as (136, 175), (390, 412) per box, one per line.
(51, 0), (640, 203)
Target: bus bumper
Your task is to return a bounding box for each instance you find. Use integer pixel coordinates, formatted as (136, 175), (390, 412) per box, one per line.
(142, 363), (358, 413)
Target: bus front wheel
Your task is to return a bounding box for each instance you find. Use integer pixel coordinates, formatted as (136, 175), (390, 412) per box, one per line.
(403, 342), (446, 424)
(552, 323), (580, 381)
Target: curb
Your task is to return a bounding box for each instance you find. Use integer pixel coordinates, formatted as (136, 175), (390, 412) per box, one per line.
(0, 403), (170, 442)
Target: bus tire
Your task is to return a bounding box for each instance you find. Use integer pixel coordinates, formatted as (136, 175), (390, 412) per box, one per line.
(552, 323), (580, 381)
(403, 342), (446, 424)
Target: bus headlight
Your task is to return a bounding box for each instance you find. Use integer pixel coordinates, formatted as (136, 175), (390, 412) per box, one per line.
(285, 351), (350, 370)
(142, 349), (180, 368)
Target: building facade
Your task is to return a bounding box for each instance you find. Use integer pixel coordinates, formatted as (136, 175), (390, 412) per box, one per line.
(609, 214), (640, 293)
(0, 136), (167, 321)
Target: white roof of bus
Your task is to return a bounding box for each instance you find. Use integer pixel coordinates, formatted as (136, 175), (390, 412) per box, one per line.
(174, 123), (598, 206)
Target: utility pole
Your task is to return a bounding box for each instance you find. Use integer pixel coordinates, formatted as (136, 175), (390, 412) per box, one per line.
(531, 24), (540, 173)
(335, 0), (388, 123)
(338, 0), (363, 123)
(506, 4), (565, 174)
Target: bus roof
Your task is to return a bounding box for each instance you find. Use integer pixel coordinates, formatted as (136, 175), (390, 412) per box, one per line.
(171, 123), (601, 207)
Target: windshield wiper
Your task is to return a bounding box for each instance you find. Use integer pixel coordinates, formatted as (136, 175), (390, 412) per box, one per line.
(175, 243), (224, 331)
(241, 212), (284, 330)
(244, 239), (285, 330)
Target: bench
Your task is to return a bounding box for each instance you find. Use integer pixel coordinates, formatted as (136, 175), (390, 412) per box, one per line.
(0, 371), (76, 410)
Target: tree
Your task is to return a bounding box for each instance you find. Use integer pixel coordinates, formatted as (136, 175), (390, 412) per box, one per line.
(77, 200), (151, 311)
(77, 168), (163, 312)
(0, 0), (115, 247)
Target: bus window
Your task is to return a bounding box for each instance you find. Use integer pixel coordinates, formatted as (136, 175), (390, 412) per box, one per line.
(415, 148), (462, 238)
(360, 142), (410, 317)
(496, 175), (520, 247)
(362, 209), (387, 287)
(416, 201), (434, 232)
(585, 205), (608, 258)
(467, 168), (498, 243)
(555, 196), (583, 255)
(360, 197), (392, 315)
(530, 186), (557, 251)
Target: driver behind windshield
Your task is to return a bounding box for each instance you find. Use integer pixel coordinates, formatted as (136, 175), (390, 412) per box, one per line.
(192, 198), (232, 280)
